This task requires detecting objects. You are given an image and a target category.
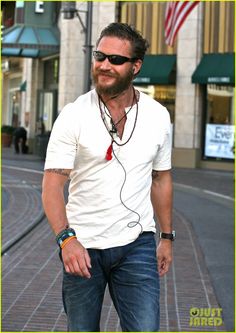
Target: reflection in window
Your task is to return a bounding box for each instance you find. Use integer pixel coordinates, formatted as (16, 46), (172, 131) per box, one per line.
(37, 91), (56, 134)
(204, 85), (235, 160)
(134, 85), (176, 123)
(207, 85), (234, 125)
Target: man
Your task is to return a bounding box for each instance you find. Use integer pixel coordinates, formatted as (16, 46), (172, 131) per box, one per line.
(13, 126), (28, 154)
(42, 23), (174, 332)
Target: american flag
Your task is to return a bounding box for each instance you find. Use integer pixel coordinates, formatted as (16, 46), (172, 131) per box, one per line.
(165, 1), (200, 46)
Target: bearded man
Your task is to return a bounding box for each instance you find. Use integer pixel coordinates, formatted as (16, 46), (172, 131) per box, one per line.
(42, 22), (174, 332)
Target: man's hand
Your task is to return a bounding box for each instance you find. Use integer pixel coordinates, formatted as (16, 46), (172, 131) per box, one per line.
(62, 239), (92, 279)
(156, 239), (173, 277)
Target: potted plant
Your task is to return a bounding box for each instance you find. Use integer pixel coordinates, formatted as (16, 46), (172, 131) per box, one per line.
(1, 125), (15, 147)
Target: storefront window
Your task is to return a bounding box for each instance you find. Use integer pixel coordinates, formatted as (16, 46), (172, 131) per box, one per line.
(154, 85), (175, 123)
(44, 58), (59, 90)
(35, 58), (59, 135)
(204, 85), (235, 160)
(9, 90), (21, 127)
(8, 76), (22, 127)
(134, 84), (175, 145)
(134, 85), (176, 123)
(36, 90), (57, 134)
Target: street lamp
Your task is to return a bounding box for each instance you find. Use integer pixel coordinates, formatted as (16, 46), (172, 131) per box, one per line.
(61, 2), (77, 20)
(61, 2), (93, 93)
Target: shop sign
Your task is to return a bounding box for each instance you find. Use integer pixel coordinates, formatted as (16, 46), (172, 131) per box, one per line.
(14, 1), (55, 27)
(208, 77), (230, 83)
(133, 77), (151, 83)
(205, 124), (235, 159)
(35, 2), (44, 13)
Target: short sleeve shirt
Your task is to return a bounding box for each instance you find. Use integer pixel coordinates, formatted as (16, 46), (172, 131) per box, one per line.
(45, 89), (172, 249)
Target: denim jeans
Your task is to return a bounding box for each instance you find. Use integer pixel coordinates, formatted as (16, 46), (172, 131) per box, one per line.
(62, 232), (160, 332)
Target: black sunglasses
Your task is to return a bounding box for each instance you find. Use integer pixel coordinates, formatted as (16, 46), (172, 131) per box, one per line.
(93, 51), (137, 65)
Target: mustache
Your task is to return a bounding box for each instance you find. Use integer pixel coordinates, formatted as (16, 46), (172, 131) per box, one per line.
(95, 69), (118, 78)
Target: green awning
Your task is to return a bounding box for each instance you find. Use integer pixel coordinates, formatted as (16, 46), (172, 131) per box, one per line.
(1, 25), (60, 58)
(192, 53), (235, 84)
(133, 55), (176, 85)
(20, 81), (27, 92)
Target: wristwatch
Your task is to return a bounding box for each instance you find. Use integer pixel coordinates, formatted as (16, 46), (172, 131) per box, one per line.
(159, 230), (176, 241)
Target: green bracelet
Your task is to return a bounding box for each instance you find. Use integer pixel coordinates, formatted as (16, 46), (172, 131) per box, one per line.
(56, 228), (76, 247)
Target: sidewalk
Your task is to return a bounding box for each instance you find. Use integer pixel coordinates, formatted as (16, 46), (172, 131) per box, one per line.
(1, 147), (233, 332)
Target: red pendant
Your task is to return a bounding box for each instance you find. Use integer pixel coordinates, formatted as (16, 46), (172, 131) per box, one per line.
(106, 144), (113, 160)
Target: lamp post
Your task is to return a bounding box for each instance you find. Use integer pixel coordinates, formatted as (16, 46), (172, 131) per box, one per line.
(83, 2), (93, 93)
(61, 2), (93, 93)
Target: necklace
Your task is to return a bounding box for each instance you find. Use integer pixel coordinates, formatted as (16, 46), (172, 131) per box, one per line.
(98, 88), (139, 160)
(100, 89), (136, 134)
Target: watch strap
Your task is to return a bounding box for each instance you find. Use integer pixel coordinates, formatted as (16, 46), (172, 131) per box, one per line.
(159, 231), (176, 241)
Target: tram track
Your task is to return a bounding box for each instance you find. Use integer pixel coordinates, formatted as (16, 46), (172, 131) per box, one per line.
(1, 212), (46, 255)
(1, 164), (45, 255)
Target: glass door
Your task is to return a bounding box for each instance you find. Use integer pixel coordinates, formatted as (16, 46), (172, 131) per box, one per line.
(36, 90), (57, 135)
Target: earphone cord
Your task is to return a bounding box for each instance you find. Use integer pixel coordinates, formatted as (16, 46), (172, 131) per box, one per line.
(102, 87), (136, 128)
(98, 87), (138, 146)
(112, 146), (143, 234)
(98, 89), (142, 233)
(98, 94), (138, 147)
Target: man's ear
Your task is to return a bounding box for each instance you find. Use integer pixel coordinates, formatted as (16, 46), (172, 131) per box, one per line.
(132, 59), (143, 76)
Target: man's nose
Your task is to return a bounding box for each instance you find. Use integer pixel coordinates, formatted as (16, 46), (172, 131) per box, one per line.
(99, 58), (111, 70)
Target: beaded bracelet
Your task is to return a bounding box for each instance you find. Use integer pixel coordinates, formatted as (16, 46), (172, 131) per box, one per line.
(56, 227), (76, 247)
(60, 236), (77, 249)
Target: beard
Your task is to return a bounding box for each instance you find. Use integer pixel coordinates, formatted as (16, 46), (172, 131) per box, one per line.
(92, 67), (134, 97)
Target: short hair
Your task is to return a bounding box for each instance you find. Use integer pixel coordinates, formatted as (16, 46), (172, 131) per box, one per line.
(96, 22), (149, 61)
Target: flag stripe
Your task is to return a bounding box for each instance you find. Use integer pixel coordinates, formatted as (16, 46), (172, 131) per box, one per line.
(165, 2), (192, 44)
(166, 3), (188, 43)
(165, 2), (178, 38)
(165, 1), (200, 46)
(170, 3), (197, 45)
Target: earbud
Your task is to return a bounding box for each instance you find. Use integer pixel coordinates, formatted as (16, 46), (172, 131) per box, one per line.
(110, 120), (117, 133)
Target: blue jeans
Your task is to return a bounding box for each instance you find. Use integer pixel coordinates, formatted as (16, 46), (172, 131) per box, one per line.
(62, 232), (160, 332)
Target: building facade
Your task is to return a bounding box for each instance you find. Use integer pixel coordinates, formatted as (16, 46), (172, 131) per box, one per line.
(1, 1), (234, 170)
(120, 1), (234, 170)
(2, 1), (116, 156)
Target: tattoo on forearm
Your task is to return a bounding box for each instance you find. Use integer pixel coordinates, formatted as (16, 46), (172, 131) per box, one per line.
(45, 169), (70, 177)
(152, 170), (159, 180)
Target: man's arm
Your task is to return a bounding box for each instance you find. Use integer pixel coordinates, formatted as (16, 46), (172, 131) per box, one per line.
(151, 169), (173, 277)
(42, 170), (91, 278)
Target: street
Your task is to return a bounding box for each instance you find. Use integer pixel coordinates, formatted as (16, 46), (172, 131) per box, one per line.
(1, 148), (234, 332)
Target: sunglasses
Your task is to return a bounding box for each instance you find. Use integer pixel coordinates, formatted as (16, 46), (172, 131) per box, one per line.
(93, 51), (137, 65)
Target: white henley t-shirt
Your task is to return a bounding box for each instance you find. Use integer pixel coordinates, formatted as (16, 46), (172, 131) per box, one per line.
(44, 89), (172, 249)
